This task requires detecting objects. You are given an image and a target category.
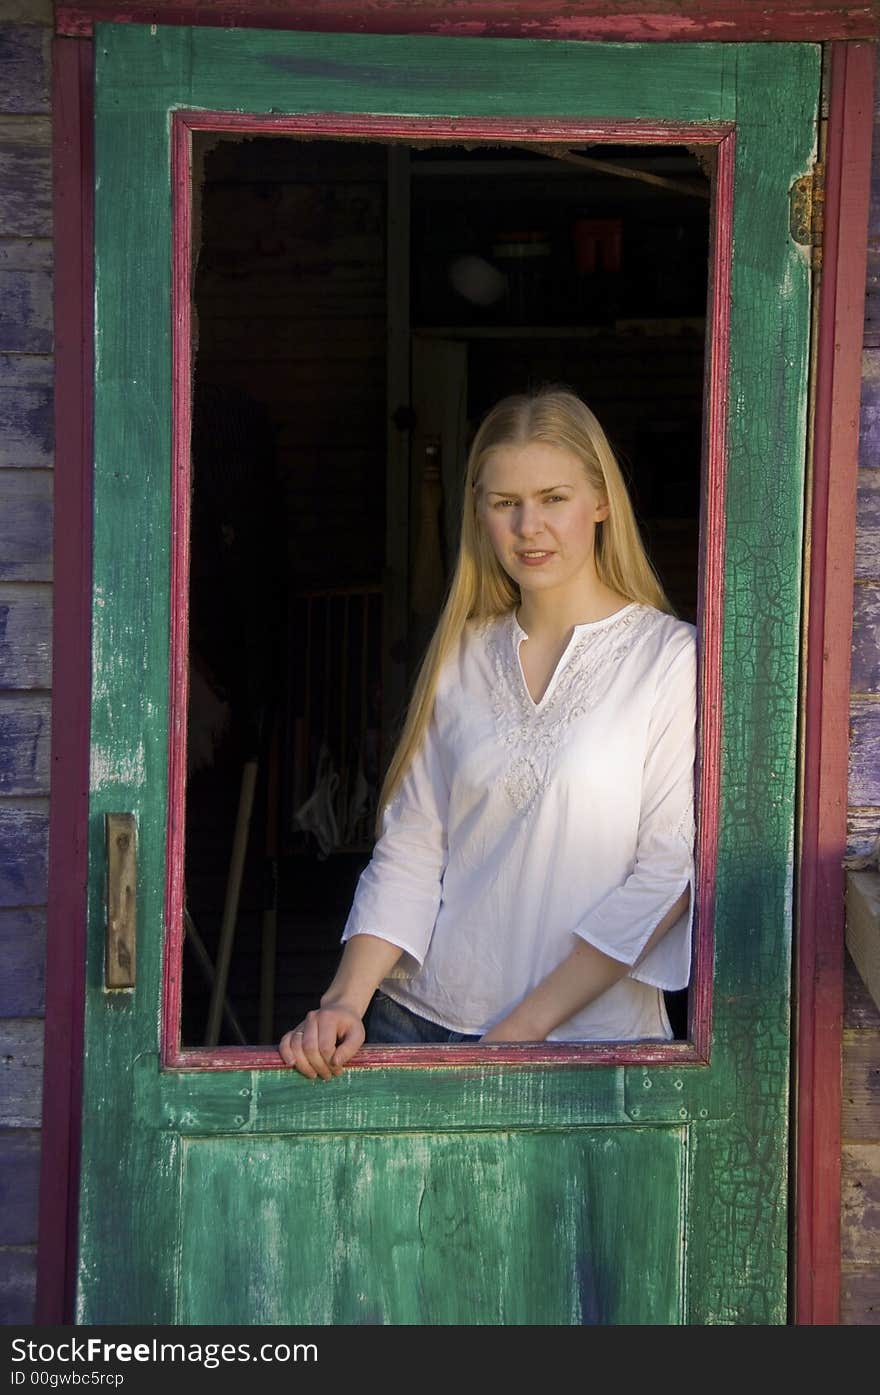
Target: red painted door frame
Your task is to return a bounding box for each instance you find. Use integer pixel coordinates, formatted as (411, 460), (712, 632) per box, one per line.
(40, 2), (877, 1325)
(796, 40), (874, 1326)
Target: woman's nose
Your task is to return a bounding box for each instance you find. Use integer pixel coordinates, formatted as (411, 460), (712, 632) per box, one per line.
(516, 502), (544, 536)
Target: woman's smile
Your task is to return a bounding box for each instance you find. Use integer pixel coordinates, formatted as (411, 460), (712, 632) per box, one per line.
(516, 549), (555, 565)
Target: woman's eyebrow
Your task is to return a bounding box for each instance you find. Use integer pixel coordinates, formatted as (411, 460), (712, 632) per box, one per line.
(485, 483), (573, 497)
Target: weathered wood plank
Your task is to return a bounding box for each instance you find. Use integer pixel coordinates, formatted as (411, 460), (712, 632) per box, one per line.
(849, 697), (880, 807)
(0, 1130), (39, 1245)
(840, 1262), (880, 1325)
(0, 584), (51, 687)
(0, 695), (50, 796)
(0, 1019), (43, 1127)
(846, 868), (880, 1016)
(0, 804), (48, 907)
(0, 3), (51, 21)
(0, 908), (45, 1016)
(0, 144), (50, 239)
(864, 111), (879, 349)
(0, 470), (52, 581)
(852, 583), (880, 694)
(842, 1029), (880, 1141)
(0, 1246), (35, 1325)
(848, 810), (880, 862)
(844, 950), (880, 1031)
(855, 468), (880, 580)
(841, 1143), (880, 1263)
(0, 354), (53, 467)
(0, 26), (48, 115)
(860, 350), (880, 455)
(0, 238), (52, 354)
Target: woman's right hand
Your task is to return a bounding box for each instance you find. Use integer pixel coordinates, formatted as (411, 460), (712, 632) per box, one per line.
(278, 1005), (365, 1080)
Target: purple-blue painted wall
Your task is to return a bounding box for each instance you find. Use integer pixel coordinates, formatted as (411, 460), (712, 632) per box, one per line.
(848, 74), (880, 858)
(0, 0), (52, 1329)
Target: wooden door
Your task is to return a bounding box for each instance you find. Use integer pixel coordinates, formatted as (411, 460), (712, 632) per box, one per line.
(80, 23), (818, 1324)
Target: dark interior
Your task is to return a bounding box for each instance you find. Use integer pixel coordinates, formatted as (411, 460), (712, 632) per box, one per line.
(182, 135), (710, 1049)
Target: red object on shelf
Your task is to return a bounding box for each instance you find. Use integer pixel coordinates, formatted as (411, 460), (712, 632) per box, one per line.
(573, 217), (623, 273)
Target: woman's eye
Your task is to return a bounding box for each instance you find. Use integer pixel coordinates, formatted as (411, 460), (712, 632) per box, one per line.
(493, 499), (515, 509)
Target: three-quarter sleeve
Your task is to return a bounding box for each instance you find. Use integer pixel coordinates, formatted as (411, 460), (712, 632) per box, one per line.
(573, 632), (697, 990)
(340, 712), (450, 976)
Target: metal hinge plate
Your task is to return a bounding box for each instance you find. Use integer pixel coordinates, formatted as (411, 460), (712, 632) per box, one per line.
(790, 164), (825, 268)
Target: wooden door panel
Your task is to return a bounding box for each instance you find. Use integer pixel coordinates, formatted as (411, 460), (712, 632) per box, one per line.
(178, 1129), (685, 1324)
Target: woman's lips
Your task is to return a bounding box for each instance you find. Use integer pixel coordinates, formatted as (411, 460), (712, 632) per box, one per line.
(516, 550), (555, 566)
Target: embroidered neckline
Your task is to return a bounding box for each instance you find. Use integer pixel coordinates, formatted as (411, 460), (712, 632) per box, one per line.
(511, 600), (639, 647)
(486, 603), (661, 813)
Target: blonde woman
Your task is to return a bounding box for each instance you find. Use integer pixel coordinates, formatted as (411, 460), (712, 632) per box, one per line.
(279, 387), (697, 1078)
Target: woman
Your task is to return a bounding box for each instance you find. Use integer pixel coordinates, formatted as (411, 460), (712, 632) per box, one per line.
(279, 387), (697, 1078)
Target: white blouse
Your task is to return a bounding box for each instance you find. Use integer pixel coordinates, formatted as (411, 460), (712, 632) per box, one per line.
(342, 602), (697, 1042)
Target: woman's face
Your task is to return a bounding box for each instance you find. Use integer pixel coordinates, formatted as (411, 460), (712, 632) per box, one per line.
(477, 440), (609, 600)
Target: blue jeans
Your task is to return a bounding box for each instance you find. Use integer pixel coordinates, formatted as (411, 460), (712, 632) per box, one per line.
(366, 990), (481, 1045)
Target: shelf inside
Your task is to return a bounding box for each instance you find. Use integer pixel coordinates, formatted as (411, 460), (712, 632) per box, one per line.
(412, 317), (706, 340)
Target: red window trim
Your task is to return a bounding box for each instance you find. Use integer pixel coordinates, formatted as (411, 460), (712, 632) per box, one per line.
(55, 0), (880, 42)
(164, 110), (731, 1072)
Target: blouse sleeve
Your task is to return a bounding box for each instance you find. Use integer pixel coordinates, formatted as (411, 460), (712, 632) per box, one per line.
(340, 712), (449, 976)
(572, 630), (697, 991)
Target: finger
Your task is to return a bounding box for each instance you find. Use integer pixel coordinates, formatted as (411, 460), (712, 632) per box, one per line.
(300, 1012), (334, 1080)
(281, 1025), (319, 1079)
(318, 1017), (347, 1071)
(331, 1020), (365, 1068)
(278, 1028), (304, 1067)
(290, 1031), (320, 1080)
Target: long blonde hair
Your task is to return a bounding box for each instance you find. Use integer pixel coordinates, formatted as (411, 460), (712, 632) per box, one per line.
(377, 386), (673, 820)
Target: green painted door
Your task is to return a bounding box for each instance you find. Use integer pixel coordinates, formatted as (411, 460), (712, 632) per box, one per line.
(81, 24), (818, 1324)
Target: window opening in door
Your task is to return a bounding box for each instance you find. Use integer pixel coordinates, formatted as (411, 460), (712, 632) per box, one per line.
(181, 134), (711, 1053)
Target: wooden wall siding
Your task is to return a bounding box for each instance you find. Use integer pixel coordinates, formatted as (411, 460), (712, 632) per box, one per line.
(847, 70), (880, 864)
(0, 471), (52, 580)
(0, 24), (49, 112)
(0, 355), (53, 468)
(840, 62), (880, 1322)
(0, 808), (48, 909)
(0, 1022), (43, 1130)
(0, 908), (45, 1018)
(0, 0), (52, 1329)
(849, 700), (880, 807)
(0, 1125), (41, 1322)
(841, 957), (880, 1323)
(0, 241), (52, 355)
(854, 470), (879, 579)
(0, 696), (50, 795)
(0, 1131), (40, 1244)
(865, 76), (880, 351)
(852, 583), (880, 691)
(0, 118), (51, 238)
(0, 586), (52, 688)
(0, 2), (52, 22)
(0, 1018), (43, 1320)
